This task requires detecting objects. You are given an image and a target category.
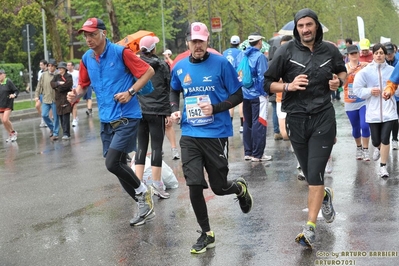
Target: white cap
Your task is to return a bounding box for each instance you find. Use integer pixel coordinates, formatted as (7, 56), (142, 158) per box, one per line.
(230, 35), (240, 44)
(248, 34), (265, 42)
(162, 49), (172, 55)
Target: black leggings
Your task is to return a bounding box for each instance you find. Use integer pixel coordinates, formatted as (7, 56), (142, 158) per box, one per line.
(189, 181), (241, 233)
(135, 114), (165, 167)
(369, 121), (395, 147)
(105, 148), (141, 199)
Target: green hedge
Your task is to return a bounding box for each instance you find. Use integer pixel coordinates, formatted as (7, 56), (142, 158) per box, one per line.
(0, 63), (25, 91)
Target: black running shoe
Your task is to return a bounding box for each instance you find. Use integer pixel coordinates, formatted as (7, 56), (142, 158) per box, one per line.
(235, 177), (253, 213)
(190, 230), (215, 254)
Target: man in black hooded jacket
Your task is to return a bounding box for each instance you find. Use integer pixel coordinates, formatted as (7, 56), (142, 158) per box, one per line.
(264, 8), (347, 249)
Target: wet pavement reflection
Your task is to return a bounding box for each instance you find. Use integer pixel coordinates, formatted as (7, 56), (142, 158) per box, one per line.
(1, 103), (398, 266)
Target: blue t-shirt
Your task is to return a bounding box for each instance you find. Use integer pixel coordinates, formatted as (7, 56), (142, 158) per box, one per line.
(171, 53), (242, 138)
(223, 47), (241, 69)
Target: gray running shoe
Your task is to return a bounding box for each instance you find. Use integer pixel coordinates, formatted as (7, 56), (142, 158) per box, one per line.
(235, 177), (253, 213)
(136, 186), (154, 218)
(295, 224), (315, 249)
(152, 182), (170, 199)
(190, 230), (215, 254)
(321, 187), (335, 223)
(130, 210), (155, 226)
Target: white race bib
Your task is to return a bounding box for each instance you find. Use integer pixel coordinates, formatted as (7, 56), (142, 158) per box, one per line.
(185, 95), (214, 126)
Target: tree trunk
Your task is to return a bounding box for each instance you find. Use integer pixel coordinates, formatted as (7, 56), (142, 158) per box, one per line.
(46, 10), (63, 62)
(105, 0), (121, 42)
(35, 0), (63, 62)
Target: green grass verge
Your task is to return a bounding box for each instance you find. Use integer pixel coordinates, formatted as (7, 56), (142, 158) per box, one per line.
(14, 100), (36, 111)
(14, 93), (96, 111)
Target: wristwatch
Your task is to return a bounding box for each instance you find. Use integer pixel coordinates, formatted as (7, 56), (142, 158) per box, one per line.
(128, 87), (136, 97)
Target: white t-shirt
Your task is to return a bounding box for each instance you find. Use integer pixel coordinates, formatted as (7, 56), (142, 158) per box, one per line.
(68, 70), (79, 89)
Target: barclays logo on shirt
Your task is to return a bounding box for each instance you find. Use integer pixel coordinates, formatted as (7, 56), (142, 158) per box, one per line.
(185, 86), (216, 93)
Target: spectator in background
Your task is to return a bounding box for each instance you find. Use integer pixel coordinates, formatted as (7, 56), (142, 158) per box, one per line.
(35, 59), (60, 141)
(345, 38), (353, 47)
(223, 35), (244, 133)
(236, 32), (272, 162)
(67, 62), (80, 127)
(37, 59), (48, 128)
(0, 69), (19, 142)
(163, 49), (174, 68)
(50, 62), (73, 140)
(359, 38), (373, 63)
(23, 69), (30, 93)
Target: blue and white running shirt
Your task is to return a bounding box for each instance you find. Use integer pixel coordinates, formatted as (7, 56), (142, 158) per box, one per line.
(171, 53), (242, 138)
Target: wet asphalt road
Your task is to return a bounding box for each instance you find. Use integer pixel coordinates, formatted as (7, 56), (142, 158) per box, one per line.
(1, 102), (399, 266)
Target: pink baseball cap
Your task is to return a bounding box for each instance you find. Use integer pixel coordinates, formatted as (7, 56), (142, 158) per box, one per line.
(139, 36), (160, 52)
(78, 18), (106, 34)
(186, 22), (209, 42)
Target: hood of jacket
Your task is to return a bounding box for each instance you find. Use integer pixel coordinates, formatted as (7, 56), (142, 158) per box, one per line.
(139, 53), (161, 69)
(293, 8), (323, 46)
(244, 46), (260, 57)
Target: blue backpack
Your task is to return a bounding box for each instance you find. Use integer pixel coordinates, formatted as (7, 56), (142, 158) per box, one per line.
(237, 55), (253, 88)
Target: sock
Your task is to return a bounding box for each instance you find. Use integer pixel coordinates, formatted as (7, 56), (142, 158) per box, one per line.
(153, 180), (164, 188)
(134, 182), (147, 194)
(357, 145), (362, 148)
(240, 117), (243, 126)
(307, 221), (316, 229)
(230, 117), (233, 122)
(380, 163), (386, 167)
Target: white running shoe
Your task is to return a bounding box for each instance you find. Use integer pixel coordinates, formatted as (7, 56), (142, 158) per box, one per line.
(392, 140), (398, 150)
(39, 119), (47, 128)
(363, 149), (370, 161)
(251, 155), (272, 162)
(355, 147), (363, 160)
(10, 131), (18, 142)
(72, 118), (78, 127)
(372, 148), (380, 161)
(379, 165), (389, 178)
